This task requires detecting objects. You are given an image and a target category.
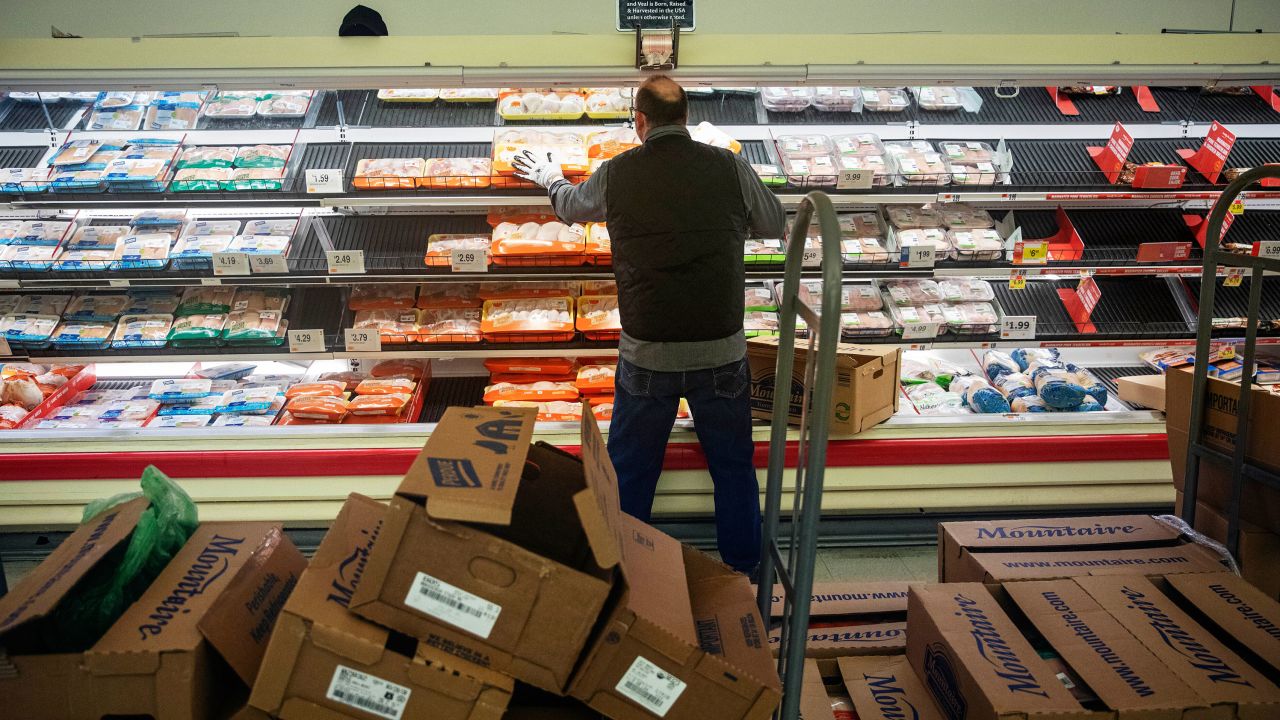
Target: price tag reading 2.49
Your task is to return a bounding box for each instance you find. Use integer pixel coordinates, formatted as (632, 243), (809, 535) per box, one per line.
(326, 249), (365, 275)
(344, 328), (381, 352)
(1001, 316), (1037, 341)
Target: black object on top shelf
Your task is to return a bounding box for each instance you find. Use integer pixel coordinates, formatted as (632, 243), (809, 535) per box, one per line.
(0, 98), (86, 131)
(688, 93), (759, 125)
(1155, 87), (1280, 125)
(314, 90), (372, 127)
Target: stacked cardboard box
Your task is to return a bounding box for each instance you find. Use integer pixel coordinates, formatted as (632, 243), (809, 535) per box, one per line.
(764, 582), (909, 661)
(1180, 493), (1280, 600)
(0, 504), (305, 720)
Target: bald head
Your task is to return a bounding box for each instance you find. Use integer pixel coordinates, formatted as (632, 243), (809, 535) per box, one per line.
(635, 75), (688, 127)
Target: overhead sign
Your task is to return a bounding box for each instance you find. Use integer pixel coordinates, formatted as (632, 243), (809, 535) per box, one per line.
(617, 0), (695, 31)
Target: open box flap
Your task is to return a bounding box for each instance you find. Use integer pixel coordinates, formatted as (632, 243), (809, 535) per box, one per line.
(766, 581), (910, 618)
(573, 406), (623, 569)
(399, 405), (537, 526)
(0, 496), (149, 640)
(942, 514), (1179, 551)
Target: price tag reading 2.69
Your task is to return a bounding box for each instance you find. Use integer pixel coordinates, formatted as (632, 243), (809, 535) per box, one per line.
(1001, 316), (1037, 341)
(326, 249), (365, 275)
(450, 248), (488, 273)
(344, 328), (382, 352)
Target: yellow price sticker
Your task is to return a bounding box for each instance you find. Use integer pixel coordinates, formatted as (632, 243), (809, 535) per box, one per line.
(1229, 199), (1245, 216)
(1009, 271), (1027, 290)
(1023, 243), (1049, 261)
(1225, 268), (1245, 287)
(1219, 345), (1236, 360)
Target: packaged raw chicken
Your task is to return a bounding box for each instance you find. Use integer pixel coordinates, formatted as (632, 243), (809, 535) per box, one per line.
(751, 163), (787, 187)
(940, 141), (1001, 185)
(576, 364), (616, 394)
(948, 229), (1005, 261)
(169, 313), (227, 347)
(286, 395), (349, 422)
(424, 234), (491, 268)
(939, 204), (995, 229)
(349, 284), (416, 311)
(112, 314), (173, 348)
(836, 153), (892, 187)
(203, 92), (258, 118)
(0, 168), (51, 194)
(1060, 85), (1121, 96)
(169, 232), (234, 268)
(49, 169), (107, 194)
(148, 378), (213, 403)
(439, 88), (499, 102)
(61, 293), (128, 322)
(481, 297), (575, 340)
(54, 226), (128, 270)
(352, 309), (420, 344)
(216, 386), (280, 414)
(1, 244), (59, 270)
(886, 206), (942, 230)
(492, 129), (589, 176)
(227, 233), (289, 256)
(224, 167), (285, 191)
(418, 307), (482, 343)
(885, 279), (942, 306)
(840, 283), (884, 312)
(885, 141), (949, 185)
(176, 146), (237, 169)
(783, 155), (838, 188)
(102, 157), (171, 192)
(993, 372), (1037, 404)
(12, 294), (70, 316)
(585, 223), (611, 264)
(907, 382), (968, 414)
(147, 415), (211, 428)
(256, 93), (311, 117)
(744, 312), (779, 337)
(745, 284), (778, 311)
(1, 378), (43, 412)
(776, 134), (832, 158)
(912, 86), (967, 111)
(0, 314), (59, 347)
(491, 220), (586, 265)
(895, 228), (950, 259)
(243, 218), (297, 237)
(222, 310), (285, 345)
(951, 376), (1012, 413)
(938, 278), (995, 303)
(889, 303), (947, 332)
(348, 393), (412, 417)
(498, 89), (586, 120)
(812, 87), (862, 112)
(761, 87), (814, 112)
(418, 158), (492, 189)
(492, 400), (586, 423)
(835, 311), (892, 340)
(177, 285), (237, 315)
(1032, 364), (1089, 410)
(581, 88), (633, 119)
(170, 167), (228, 194)
(416, 283), (482, 309)
(581, 280), (617, 296)
(49, 320), (115, 349)
(744, 239), (785, 263)
(484, 357), (576, 375)
(577, 295), (621, 338)
(88, 106), (144, 131)
(144, 94), (204, 131)
(377, 89), (440, 102)
(586, 128), (640, 159)
(483, 381), (579, 404)
(689, 122), (742, 154)
(234, 145), (290, 168)
(982, 350), (1021, 382)
(130, 210), (187, 229)
(318, 371), (367, 392)
(830, 133), (884, 158)
(859, 87), (911, 112)
(941, 302), (999, 334)
(353, 158), (423, 190)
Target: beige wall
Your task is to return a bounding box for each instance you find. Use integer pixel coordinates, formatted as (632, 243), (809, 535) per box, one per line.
(1, 0), (1276, 38)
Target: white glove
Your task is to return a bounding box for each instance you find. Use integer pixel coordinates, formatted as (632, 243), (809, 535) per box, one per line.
(511, 149), (565, 189)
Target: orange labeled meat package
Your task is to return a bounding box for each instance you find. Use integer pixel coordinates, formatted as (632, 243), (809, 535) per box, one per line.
(284, 380), (347, 399)
(354, 377), (417, 396)
(491, 221), (586, 265)
(483, 381), (580, 404)
(477, 280), (579, 300)
(586, 128), (640, 159)
(317, 370), (366, 391)
(416, 283), (482, 309)
(483, 357), (577, 375)
(423, 234), (491, 268)
(481, 297), (575, 336)
(347, 392), (412, 416)
(417, 307), (482, 343)
(491, 129), (589, 176)
(352, 309), (419, 344)
(585, 223), (611, 264)
(369, 358), (429, 381)
(352, 158), (424, 190)
(285, 394), (350, 422)
(575, 364), (616, 393)
(492, 399), (584, 423)
(349, 284), (417, 311)
(576, 296), (621, 334)
(417, 157), (492, 189)
(489, 372), (579, 384)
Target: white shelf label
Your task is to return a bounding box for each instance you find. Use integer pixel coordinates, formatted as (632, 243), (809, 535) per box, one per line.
(801, 247), (822, 267)
(450, 248), (488, 273)
(250, 254), (288, 274)
(344, 327), (382, 352)
(0, 337), (11, 356)
(108, 279), (130, 288)
(0, 280), (18, 289)
(306, 168), (344, 194)
(901, 321), (940, 340)
(1256, 241), (1280, 261)
(200, 277), (222, 286)
(288, 329), (327, 354)
(212, 251), (251, 276)
(1001, 315), (1037, 340)
(904, 245), (936, 268)
(327, 249), (365, 275)
(836, 169), (874, 190)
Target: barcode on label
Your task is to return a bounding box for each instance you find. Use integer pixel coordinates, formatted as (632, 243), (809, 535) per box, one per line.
(616, 656), (687, 717)
(326, 666), (410, 720)
(403, 572), (501, 639)
(624, 681), (668, 709)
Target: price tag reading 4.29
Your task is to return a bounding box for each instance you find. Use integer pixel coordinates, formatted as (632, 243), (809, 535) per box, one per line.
(326, 249), (365, 275)
(450, 248), (488, 273)
(1001, 316), (1037, 341)
(212, 252), (250, 277)
(344, 328), (382, 352)
(287, 329), (326, 354)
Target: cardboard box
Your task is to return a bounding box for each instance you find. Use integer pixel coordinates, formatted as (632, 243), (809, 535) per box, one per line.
(838, 654), (944, 720)
(936, 512), (1182, 579)
(949, 543), (1227, 583)
(1183, 493), (1280, 600)
(1164, 573), (1280, 679)
(764, 582), (909, 659)
(250, 493), (513, 720)
(1116, 373), (1167, 411)
(568, 515), (780, 720)
(1076, 574), (1280, 718)
(1167, 366), (1280, 533)
(351, 406), (621, 693)
(746, 336), (900, 435)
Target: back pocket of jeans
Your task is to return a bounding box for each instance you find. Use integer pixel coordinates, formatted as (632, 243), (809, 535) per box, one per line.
(617, 362), (652, 397)
(713, 359), (749, 399)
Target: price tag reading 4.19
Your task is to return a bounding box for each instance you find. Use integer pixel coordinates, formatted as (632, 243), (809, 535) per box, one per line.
(326, 249), (365, 275)
(287, 329), (326, 354)
(450, 248), (488, 273)
(344, 328), (382, 352)
(836, 169), (874, 191)
(904, 245), (936, 268)
(1001, 316), (1037, 341)
(212, 252), (250, 276)
(306, 168), (344, 194)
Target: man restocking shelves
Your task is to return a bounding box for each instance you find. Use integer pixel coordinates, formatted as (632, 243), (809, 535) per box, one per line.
(512, 75), (786, 576)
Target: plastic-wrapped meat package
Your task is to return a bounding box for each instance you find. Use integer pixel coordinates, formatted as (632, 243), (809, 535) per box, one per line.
(227, 233), (289, 256)
(102, 158), (172, 191)
(50, 320), (115, 349)
(982, 350), (1021, 381)
(745, 239), (784, 262)
(907, 383), (968, 415)
(1032, 364), (1088, 409)
(885, 279), (942, 306)
(745, 284), (777, 311)
(348, 285), (416, 311)
(225, 167), (285, 191)
(840, 311), (894, 338)
(424, 234), (491, 267)
(586, 128), (641, 160)
(354, 309), (420, 343)
(1012, 395), (1050, 412)
(88, 106), (144, 131)
(1065, 363), (1108, 406)
(0, 314), (58, 348)
(743, 312), (779, 337)
(840, 283), (884, 312)
(951, 376), (1012, 413)
(948, 229), (1005, 261)
(15, 294), (72, 316)
(783, 155), (838, 188)
(419, 158), (492, 189)
(896, 228), (951, 259)
(203, 93), (258, 118)
(886, 141), (950, 185)
(860, 87), (910, 112)
(1012, 347), (1060, 372)
(170, 234), (232, 265)
(993, 372), (1037, 403)
(941, 302), (999, 334)
(835, 153), (892, 187)
(497, 89), (586, 119)
(761, 87), (814, 112)
(483, 381), (579, 404)
(418, 307), (482, 343)
(481, 297), (575, 337)
(942, 141), (1001, 185)
(585, 224), (611, 260)
(112, 314), (172, 348)
(285, 395), (349, 422)
(887, 206), (942, 230)
(478, 280), (578, 300)
(689, 122), (742, 154)
(890, 303), (947, 332)
(831, 133), (884, 157)
(913, 86), (966, 111)
(243, 219), (297, 237)
(491, 221), (586, 261)
(61, 293), (128, 323)
(112, 233), (173, 270)
(169, 313), (228, 346)
(177, 146), (237, 169)
(222, 310), (285, 345)
(234, 145), (290, 168)
(55, 226), (128, 270)
(353, 158), (424, 190)
(577, 295), (621, 336)
(256, 93), (311, 117)
(492, 130), (589, 176)
(170, 168), (229, 192)
(937, 279), (994, 304)
(582, 88), (633, 119)
(0, 403), (30, 428)
(939, 204), (995, 229)
(812, 87), (862, 112)
(776, 134), (832, 158)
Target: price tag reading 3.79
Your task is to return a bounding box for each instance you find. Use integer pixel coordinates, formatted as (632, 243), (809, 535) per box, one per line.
(326, 249), (365, 275)
(1001, 316), (1037, 341)
(343, 328), (382, 352)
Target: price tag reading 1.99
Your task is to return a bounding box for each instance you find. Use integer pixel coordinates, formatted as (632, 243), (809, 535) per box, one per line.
(326, 249), (365, 275)
(1001, 316), (1037, 341)
(344, 328), (382, 352)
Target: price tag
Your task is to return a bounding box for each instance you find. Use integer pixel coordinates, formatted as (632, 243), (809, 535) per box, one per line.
(1254, 241), (1280, 260)
(108, 279), (130, 288)
(344, 328), (382, 352)
(1001, 316), (1037, 340)
(326, 249), (365, 275)
(836, 169), (874, 190)
(1229, 198), (1245, 216)
(212, 252), (250, 277)
(901, 321), (939, 340)
(801, 246), (822, 267)
(450, 248), (488, 273)
(0, 337), (11, 357)
(287, 329), (327, 354)
(306, 168), (344, 194)
(1219, 345), (1237, 360)
(1017, 241), (1049, 265)
(904, 245), (936, 268)
(200, 277), (222, 286)
(1009, 270), (1027, 290)
(1225, 267), (1245, 287)
(250, 254), (288, 274)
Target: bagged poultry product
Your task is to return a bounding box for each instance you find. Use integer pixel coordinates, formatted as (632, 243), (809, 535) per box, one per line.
(1065, 363), (1108, 406)
(586, 128), (641, 159)
(1012, 347), (1060, 372)
(483, 381), (579, 404)
(885, 279), (942, 306)
(234, 145), (290, 168)
(176, 146), (237, 169)
(983, 349), (1021, 381)
(1012, 394), (1050, 413)
(947, 229), (1004, 261)
(1060, 396), (1104, 412)
(938, 278), (995, 303)
(899, 355), (972, 389)
(906, 383), (967, 415)
(1032, 363), (1088, 409)
(951, 376), (1012, 414)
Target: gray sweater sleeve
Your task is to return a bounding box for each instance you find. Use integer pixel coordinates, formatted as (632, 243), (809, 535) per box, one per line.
(735, 155), (787, 239)
(547, 171), (608, 225)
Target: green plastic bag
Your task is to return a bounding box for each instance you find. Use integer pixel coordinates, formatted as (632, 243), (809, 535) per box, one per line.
(44, 465), (198, 652)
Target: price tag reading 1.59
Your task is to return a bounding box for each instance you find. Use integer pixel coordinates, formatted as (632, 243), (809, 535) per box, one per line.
(450, 248), (488, 273)
(305, 168), (344, 194)
(344, 328), (382, 352)
(326, 249), (365, 275)
(904, 245), (936, 268)
(1001, 316), (1037, 341)
(212, 252), (250, 277)
(287, 329), (326, 354)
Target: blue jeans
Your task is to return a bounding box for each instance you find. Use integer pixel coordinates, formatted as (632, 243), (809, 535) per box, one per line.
(608, 356), (762, 572)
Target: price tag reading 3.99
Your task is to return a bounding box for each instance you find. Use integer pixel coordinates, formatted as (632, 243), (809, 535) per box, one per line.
(326, 249), (365, 275)
(344, 328), (381, 352)
(836, 169), (874, 191)
(1001, 316), (1037, 341)
(450, 248), (488, 273)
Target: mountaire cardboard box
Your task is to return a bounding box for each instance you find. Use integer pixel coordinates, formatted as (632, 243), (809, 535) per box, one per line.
(765, 582), (909, 660)
(350, 405), (622, 694)
(937, 514), (1228, 582)
(250, 493), (513, 720)
(1181, 492), (1280, 600)
(799, 654), (946, 720)
(568, 515), (780, 720)
(0, 507), (304, 720)
(746, 335), (900, 436)
(1163, 572), (1280, 679)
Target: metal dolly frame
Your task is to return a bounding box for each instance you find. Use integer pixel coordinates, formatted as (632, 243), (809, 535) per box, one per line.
(1181, 165), (1280, 556)
(755, 191), (845, 720)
